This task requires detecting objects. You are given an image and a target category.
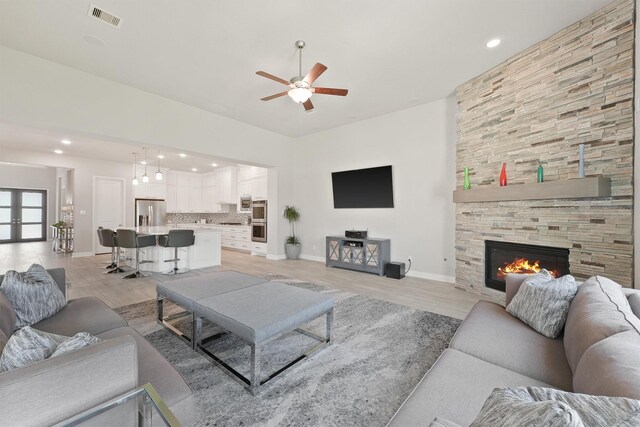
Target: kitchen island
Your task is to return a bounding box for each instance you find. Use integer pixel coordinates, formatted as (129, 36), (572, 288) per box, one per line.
(121, 226), (221, 273)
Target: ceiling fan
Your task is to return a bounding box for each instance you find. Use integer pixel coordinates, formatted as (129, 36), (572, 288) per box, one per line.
(256, 40), (348, 112)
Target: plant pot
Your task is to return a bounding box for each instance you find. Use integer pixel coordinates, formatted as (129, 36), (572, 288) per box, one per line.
(285, 243), (301, 260)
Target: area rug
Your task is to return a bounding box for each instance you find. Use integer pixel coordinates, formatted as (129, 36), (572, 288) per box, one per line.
(115, 277), (461, 426)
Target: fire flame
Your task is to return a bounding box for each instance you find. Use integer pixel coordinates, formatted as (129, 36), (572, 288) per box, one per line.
(497, 258), (559, 279)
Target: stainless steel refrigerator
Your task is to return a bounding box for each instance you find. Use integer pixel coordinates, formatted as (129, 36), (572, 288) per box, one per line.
(135, 199), (167, 226)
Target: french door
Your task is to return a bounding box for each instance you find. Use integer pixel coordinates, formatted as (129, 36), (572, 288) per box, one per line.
(0, 188), (47, 244)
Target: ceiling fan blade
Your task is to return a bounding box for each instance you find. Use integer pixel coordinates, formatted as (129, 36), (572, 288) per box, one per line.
(261, 91), (289, 101)
(256, 71), (290, 86)
(303, 63), (327, 85)
(312, 87), (349, 96)
(303, 99), (314, 112)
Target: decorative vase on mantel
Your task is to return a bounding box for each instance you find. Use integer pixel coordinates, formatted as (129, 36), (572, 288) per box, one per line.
(499, 163), (507, 187)
(463, 167), (471, 190)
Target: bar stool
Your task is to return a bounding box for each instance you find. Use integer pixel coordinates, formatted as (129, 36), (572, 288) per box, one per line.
(96, 228), (125, 274)
(158, 229), (195, 275)
(116, 229), (157, 279)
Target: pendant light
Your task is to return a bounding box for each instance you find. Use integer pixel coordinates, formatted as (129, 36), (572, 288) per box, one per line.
(142, 148), (149, 183)
(155, 149), (163, 181)
(132, 153), (139, 186)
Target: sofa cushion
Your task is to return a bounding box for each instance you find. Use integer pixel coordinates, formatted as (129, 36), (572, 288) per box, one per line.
(96, 326), (192, 409)
(0, 326), (66, 372)
(470, 386), (640, 427)
(387, 349), (554, 427)
(564, 276), (640, 373)
(32, 296), (127, 336)
(0, 265), (66, 329)
(573, 330), (640, 399)
(507, 272), (577, 338)
(449, 301), (572, 390)
(0, 290), (16, 340)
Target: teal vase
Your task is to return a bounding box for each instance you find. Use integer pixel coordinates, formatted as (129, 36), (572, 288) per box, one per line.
(463, 168), (471, 190)
(537, 165), (544, 183)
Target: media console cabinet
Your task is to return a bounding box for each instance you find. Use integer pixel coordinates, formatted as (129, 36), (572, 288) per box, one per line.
(325, 235), (391, 276)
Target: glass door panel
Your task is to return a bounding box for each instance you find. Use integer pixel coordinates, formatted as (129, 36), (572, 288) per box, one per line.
(0, 188), (47, 243)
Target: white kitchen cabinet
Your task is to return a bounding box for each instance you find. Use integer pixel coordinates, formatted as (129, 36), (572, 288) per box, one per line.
(133, 182), (166, 200)
(189, 175), (202, 188)
(166, 171), (178, 186)
(203, 173), (216, 187)
(176, 187), (190, 212)
(176, 173), (190, 187)
(189, 187), (202, 212)
(216, 166), (237, 204)
(251, 177), (267, 200)
(166, 185), (177, 212)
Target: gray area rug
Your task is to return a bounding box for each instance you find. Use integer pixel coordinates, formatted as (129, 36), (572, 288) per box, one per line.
(115, 277), (461, 426)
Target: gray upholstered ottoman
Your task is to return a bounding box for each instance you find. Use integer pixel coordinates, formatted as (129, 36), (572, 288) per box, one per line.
(156, 271), (268, 348)
(193, 281), (334, 394)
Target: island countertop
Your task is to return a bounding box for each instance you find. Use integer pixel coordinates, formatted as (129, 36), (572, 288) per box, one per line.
(124, 226), (222, 236)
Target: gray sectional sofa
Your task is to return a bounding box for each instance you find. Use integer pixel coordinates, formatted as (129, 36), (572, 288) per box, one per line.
(388, 273), (640, 426)
(0, 268), (194, 426)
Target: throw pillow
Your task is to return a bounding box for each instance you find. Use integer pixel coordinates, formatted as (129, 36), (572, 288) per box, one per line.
(470, 387), (640, 427)
(470, 387), (583, 427)
(0, 326), (67, 372)
(0, 264), (66, 329)
(51, 332), (103, 358)
(506, 270), (577, 338)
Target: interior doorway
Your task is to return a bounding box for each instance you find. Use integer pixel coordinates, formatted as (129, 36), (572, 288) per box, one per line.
(0, 188), (48, 244)
(93, 177), (125, 254)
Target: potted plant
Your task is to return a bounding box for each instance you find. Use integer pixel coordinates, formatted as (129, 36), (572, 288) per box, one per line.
(283, 205), (301, 260)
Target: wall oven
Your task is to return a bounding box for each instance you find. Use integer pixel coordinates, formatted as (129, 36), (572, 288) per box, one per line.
(251, 200), (267, 242)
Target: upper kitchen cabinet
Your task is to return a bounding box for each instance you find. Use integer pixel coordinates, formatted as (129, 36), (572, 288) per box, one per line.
(216, 166), (237, 205)
(236, 165), (268, 203)
(133, 181), (166, 200)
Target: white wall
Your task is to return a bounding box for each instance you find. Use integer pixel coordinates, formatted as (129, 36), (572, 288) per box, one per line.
(293, 97), (457, 282)
(0, 163), (57, 237)
(0, 147), (135, 255)
(0, 46), (295, 257)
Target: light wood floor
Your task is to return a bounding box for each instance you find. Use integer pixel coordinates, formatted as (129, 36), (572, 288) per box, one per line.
(0, 242), (481, 320)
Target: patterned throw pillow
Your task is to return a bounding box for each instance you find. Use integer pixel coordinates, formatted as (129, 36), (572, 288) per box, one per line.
(0, 327), (103, 372)
(506, 270), (578, 338)
(470, 387), (640, 427)
(0, 264), (66, 329)
(51, 332), (103, 358)
(0, 326), (67, 372)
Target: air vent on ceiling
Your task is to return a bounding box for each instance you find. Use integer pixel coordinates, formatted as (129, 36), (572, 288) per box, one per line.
(88, 5), (122, 28)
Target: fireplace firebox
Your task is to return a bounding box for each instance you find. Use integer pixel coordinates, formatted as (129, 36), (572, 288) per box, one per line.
(485, 240), (569, 292)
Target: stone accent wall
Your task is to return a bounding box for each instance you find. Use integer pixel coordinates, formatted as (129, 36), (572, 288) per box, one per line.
(455, 0), (635, 301)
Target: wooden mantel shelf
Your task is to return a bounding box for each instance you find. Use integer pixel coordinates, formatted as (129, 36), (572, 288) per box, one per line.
(453, 177), (611, 203)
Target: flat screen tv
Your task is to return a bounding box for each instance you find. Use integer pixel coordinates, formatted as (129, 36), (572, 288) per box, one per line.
(331, 165), (394, 208)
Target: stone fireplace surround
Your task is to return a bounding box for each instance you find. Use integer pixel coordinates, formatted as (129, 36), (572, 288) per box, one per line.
(454, 0), (635, 303)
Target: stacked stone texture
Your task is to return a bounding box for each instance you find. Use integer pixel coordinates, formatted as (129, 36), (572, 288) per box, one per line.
(455, 0), (634, 302)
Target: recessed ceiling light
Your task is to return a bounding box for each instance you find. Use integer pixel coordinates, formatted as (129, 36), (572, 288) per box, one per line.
(211, 163), (218, 167)
(60, 139), (71, 145)
(486, 39), (501, 48)
(140, 160), (147, 165)
(157, 154), (165, 159)
(191, 168), (198, 172)
(179, 153), (187, 158)
(54, 149), (63, 154)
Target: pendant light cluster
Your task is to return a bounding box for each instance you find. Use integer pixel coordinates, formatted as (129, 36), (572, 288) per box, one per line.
(132, 148), (164, 185)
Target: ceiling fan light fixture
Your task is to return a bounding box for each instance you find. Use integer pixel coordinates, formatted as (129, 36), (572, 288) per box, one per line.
(288, 87), (312, 103)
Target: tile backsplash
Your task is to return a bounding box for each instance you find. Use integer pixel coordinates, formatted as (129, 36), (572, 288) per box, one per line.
(167, 212), (251, 225)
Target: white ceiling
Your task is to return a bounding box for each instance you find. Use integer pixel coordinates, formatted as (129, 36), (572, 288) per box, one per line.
(0, 0), (613, 138)
(0, 121), (240, 173)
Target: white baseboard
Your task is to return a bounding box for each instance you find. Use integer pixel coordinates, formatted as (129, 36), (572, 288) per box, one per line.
(405, 270), (455, 284)
(72, 252), (94, 258)
(299, 252), (455, 283)
(266, 254), (286, 261)
(299, 254), (325, 263)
